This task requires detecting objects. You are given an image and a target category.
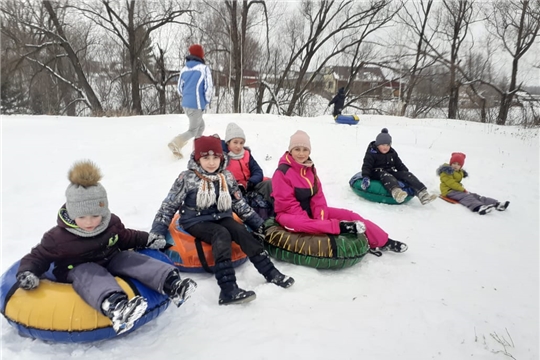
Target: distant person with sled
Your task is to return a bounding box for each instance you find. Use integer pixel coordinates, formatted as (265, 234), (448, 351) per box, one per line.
(150, 135), (294, 306)
(222, 122), (274, 219)
(437, 152), (510, 215)
(16, 160), (197, 335)
(328, 87), (346, 117)
(360, 128), (437, 205)
(271, 130), (407, 254)
(168, 44), (214, 158)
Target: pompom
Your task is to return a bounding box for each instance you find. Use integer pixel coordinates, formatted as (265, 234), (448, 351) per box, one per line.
(68, 160), (102, 187)
(381, 128), (389, 133)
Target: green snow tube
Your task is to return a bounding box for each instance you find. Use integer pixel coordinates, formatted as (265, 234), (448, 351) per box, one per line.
(263, 218), (369, 270)
(349, 173), (414, 205)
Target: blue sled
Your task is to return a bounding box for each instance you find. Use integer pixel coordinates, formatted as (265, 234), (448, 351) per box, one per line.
(334, 114), (359, 125)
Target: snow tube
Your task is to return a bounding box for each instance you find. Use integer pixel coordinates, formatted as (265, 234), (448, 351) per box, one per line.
(164, 213), (248, 273)
(349, 172), (414, 205)
(263, 218), (369, 270)
(334, 114), (359, 125)
(0, 249), (170, 343)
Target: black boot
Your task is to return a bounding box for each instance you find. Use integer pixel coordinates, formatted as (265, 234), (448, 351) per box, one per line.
(163, 270), (197, 307)
(101, 292), (148, 335)
(214, 260), (256, 305)
(250, 251), (295, 288)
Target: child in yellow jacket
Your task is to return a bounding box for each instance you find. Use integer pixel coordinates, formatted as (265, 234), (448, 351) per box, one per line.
(436, 152), (509, 215)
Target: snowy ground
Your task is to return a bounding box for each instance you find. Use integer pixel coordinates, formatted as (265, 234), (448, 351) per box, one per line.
(1, 113), (538, 360)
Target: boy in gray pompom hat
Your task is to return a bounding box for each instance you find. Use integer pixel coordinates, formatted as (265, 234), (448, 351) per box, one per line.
(16, 160), (197, 336)
(360, 128), (437, 205)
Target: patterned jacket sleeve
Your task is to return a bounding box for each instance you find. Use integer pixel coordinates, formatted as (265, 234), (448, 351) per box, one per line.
(204, 65), (213, 105)
(150, 172), (189, 236)
(177, 66), (186, 96)
(226, 171), (263, 230)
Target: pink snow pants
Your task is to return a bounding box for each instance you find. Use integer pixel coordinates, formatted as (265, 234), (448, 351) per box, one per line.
(276, 207), (388, 248)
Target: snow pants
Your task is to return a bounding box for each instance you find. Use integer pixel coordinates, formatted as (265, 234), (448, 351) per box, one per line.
(446, 190), (498, 211)
(186, 217), (264, 263)
(170, 108), (205, 147)
(372, 169), (426, 194)
(276, 207), (388, 248)
(67, 251), (174, 312)
(255, 179), (273, 205)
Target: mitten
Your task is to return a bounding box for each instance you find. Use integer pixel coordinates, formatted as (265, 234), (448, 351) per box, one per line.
(361, 177), (371, 190)
(17, 271), (40, 290)
(252, 225), (266, 243)
(238, 184), (247, 195)
(147, 233), (167, 250)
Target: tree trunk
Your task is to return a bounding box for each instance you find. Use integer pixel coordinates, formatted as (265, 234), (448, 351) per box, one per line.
(43, 1), (103, 115)
(128, 1), (141, 114)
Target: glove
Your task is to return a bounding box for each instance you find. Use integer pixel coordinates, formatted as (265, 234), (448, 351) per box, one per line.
(361, 177), (371, 190)
(252, 225), (266, 243)
(147, 233), (167, 250)
(238, 184), (247, 195)
(246, 181), (255, 192)
(17, 271), (40, 290)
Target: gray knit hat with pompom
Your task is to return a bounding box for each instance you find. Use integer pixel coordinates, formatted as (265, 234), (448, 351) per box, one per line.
(65, 160), (110, 219)
(375, 128), (392, 146)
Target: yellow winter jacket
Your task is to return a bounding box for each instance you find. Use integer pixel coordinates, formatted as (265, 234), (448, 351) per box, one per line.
(436, 163), (468, 196)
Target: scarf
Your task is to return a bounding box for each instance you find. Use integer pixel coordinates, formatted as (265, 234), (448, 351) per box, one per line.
(193, 170), (232, 211)
(228, 148), (245, 160)
(60, 208), (112, 238)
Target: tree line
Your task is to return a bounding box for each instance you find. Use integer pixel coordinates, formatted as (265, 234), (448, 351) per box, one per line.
(1, 0), (539, 126)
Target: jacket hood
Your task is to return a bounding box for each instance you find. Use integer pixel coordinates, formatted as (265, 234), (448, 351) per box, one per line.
(436, 163), (468, 177)
(185, 55), (205, 64)
(57, 205), (77, 229)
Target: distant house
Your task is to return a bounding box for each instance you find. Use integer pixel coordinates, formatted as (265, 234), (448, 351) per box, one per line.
(212, 69), (260, 88)
(320, 66), (387, 98)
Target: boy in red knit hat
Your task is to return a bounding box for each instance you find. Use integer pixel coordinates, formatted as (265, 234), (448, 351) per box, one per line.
(168, 44), (214, 158)
(436, 152), (510, 215)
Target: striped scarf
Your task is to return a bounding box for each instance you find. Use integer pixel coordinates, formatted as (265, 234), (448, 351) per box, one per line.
(193, 170), (232, 211)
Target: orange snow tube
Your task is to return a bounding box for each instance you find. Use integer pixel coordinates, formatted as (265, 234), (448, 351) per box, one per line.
(164, 213), (248, 273)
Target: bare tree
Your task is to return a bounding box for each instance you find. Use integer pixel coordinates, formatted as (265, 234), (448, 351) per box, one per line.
(267, 0), (396, 116)
(1, 0), (102, 115)
(395, 0), (439, 117)
(438, 0), (475, 119)
(73, 0), (192, 114)
(485, 0), (540, 125)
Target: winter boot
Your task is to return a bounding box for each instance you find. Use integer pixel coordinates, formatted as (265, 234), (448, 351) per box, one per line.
(163, 270), (198, 307)
(250, 251), (295, 288)
(495, 201), (510, 211)
(380, 239), (408, 253)
(101, 292), (148, 335)
(338, 221), (366, 235)
(167, 139), (187, 159)
(215, 260), (256, 305)
(417, 189), (437, 205)
(391, 188), (408, 203)
(476, 204), (495, 215)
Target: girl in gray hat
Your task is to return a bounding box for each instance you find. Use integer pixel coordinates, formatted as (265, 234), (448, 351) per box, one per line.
(16, 160), (197, 335)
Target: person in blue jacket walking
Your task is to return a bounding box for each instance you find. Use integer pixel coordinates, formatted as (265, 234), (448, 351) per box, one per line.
(168, 44), (214, 159)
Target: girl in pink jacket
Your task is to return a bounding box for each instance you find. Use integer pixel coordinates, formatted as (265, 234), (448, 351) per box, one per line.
(271, 130), (407, 254)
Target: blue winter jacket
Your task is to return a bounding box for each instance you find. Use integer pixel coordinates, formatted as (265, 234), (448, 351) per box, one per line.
(177, 56), (214, 110)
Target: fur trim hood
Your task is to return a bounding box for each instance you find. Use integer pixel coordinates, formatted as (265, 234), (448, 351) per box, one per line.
(436, 163), (468, 177)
